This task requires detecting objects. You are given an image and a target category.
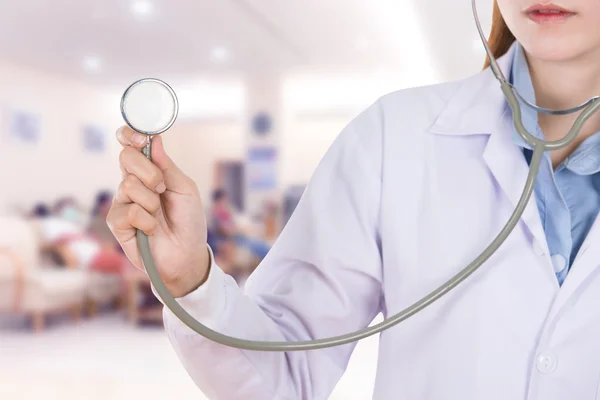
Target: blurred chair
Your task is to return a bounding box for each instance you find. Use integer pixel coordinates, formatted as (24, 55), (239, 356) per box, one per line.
(84, 271), (123, 316)
(0, 216), (87, 332)
(122, 266), (163, 325)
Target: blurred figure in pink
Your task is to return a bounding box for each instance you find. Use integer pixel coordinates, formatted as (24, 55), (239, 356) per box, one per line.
(35, 195), (126, 274)
(207, 189), (237, 275)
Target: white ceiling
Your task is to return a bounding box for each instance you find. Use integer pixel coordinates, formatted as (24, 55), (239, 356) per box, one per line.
(0, 0), (493, 85)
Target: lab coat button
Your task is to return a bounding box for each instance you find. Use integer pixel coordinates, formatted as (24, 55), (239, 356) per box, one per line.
(536, 352), (557, 374)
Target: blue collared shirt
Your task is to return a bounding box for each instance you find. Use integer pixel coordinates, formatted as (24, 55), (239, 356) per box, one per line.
(509, 43), (600, 285)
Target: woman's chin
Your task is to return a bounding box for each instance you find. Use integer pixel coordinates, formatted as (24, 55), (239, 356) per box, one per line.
(523, 40), (582, 62)
(521, 34), (593, 63)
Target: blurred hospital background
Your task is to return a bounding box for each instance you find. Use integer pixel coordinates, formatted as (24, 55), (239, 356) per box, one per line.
(0, 1), (492, 399)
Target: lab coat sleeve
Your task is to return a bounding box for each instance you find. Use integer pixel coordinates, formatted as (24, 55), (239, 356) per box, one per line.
(161, 100), (384, 400)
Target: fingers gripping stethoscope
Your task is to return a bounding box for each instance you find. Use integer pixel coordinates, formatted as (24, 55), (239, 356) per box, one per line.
(119, 0), (600, 352)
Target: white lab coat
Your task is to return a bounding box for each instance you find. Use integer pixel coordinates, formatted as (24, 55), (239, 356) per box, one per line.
(158, 43), (600, 400)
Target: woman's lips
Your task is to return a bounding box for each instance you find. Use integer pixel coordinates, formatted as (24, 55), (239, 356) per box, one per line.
(525, 3), (576, 23)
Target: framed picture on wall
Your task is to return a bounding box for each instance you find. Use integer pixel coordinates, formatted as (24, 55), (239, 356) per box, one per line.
(247, 146), (277, 190)
(82, 124), (106, 152)
(6, 108), (41, 144)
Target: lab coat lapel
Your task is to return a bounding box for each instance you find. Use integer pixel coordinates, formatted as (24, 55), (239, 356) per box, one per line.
(429, 43), (554, 284)
(548, 213), (600, 319)
(481, 113), (550, 265)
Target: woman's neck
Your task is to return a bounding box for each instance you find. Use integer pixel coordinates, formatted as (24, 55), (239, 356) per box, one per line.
(527, 49), (600, 112)
(525, 48), (600, 166)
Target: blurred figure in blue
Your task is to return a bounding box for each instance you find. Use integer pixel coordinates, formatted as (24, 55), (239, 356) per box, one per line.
(207, 189), (273, 285)
(52, 196), (87, 226)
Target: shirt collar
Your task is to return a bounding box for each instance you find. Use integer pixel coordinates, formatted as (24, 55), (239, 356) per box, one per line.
(509, 42), (600, 174)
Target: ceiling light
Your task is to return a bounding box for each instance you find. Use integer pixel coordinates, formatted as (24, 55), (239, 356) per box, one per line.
(82, 55), (102, 72)
(131, 0), (154, 17)
(211, 47), (230, 62)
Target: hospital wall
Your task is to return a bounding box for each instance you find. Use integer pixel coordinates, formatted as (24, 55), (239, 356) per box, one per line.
(170, 116), (349, 210)
(0, 59), (122, 214)
(0, 60), (242, 214)
(167, 119), (245, 204)
(279, 69), (407, 186)
(0, 59), (401, 216)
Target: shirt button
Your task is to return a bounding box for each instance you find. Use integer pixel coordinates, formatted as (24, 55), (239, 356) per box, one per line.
(551, 254), (567, 273)
(536, 352), (558, 374)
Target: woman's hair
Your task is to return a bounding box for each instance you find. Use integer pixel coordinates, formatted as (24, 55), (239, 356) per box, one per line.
(483, 1), (516, 69)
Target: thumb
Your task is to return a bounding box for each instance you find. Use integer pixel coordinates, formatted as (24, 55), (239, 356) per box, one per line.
(151, 135), (192, 193)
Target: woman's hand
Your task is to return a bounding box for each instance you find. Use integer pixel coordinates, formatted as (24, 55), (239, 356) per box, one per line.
(106, 126), (210, 298)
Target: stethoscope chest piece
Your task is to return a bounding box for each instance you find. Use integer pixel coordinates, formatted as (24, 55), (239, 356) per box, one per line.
(120, 78), (179, 136)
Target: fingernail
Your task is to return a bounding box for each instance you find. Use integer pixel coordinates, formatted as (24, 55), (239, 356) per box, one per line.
(133, 133), (146, 145)
(156, 182), (166, 193)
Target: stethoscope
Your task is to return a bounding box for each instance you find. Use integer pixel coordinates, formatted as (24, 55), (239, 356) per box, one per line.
(119, 0), (600, 352)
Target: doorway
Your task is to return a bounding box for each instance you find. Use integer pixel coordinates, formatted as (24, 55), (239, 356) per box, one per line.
(214, 161), (245, 212)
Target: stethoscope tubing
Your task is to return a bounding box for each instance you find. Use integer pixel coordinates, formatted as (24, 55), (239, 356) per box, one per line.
(132, 0), (600, 351)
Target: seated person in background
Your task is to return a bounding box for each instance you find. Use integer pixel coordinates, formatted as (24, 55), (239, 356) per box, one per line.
(207, 189), (237, 275)
(207, 190), (273, 284)
(88, 190), (120, 250)
(51, 196), (88, 227)
(210, 189), (236, 237)
(233, 213), (272, 261)
(30, 202), (51, 219)
(87, 190), (131, 273)
(29, 202), (65, 265)
(34, 198), (126, 273)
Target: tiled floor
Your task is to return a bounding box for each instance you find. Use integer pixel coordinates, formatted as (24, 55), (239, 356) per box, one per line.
(0, 313), (380, 400)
